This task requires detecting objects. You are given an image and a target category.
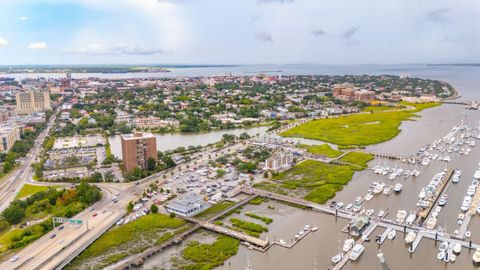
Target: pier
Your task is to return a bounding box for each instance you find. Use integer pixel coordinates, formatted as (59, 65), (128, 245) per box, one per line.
(416, 169), (454, 224)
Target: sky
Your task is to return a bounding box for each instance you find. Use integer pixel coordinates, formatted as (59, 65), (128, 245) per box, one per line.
(0, 0), (478, 65)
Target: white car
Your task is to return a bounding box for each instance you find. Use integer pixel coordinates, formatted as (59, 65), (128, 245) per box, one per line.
(10, 256), (19, 262)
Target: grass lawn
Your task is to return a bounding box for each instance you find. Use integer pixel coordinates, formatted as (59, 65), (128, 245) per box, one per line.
(362, 105), (398, 112)
(298, 144), (343, 158)
(339, 152), (374, 169)
(195, 201), (235, 220)
(77, 214), (185, 259)
(181, 236), (239, 270)
(281, 102), (439, 147)
(15, 184), (60, 199)
(245, 213), (273, 224)
(257, 158), (370, 204)
(229, 218), (268, 237)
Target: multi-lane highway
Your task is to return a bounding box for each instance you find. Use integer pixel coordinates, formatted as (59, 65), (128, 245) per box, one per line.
(0, 113), (57, 212)
(0, 134), (250, 269)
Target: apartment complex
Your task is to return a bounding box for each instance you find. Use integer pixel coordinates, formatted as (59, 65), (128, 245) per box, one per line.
(0, 124), (21, 153)
(135, 116), (180, 129)
(264, 152), (294, 171)
(121, 132), (158, 172)
(333, 83), (375, 102)
(15, 90), (51, 115)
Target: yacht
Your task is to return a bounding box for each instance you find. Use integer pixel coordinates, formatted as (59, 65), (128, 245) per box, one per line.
(331, 253), (343, 265)
(418, 188), (427, 199)
(425, 217), (437, 230)
(373, 183), (385, 195)
(345, 203), (353, 210)
(387, 230), (396, 240)
(421, 158), (430, 166)
(365, 209), (374, 217)
(396, 210), (407, 223)
(349, 244), (365, 261)
(394, 183), (403, 193)
(438, 194), (448, 206)
(342, 238), (355, 252)
(365, 193), (373, 201)
(461, 196), (472, 212)
(439, 241), (449, 252)
(377, 210), (385, 218)
(405, 231), (416, 245)
(453, 243), (462, 254)
(405, 212), (416, 225)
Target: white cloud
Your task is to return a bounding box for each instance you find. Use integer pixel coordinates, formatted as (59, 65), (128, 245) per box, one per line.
(63, 43), (167, 56)
(0, 37), (9, 47)
(28, 41), (48, 49)
(19, 16), (28, 21)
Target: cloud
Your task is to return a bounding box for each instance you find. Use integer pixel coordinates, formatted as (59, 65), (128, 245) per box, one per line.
(258, 0), (294, 3)
(28, 42), (48, 49)
(0, 37), (10, 47)
(19, 16), (28, 21)
(64, 43), (167, 55)
(340, 26), (360, 46)
(311, 29), (327, 37)
(425, 8), (450, 24)
(255, 31), (273, 43)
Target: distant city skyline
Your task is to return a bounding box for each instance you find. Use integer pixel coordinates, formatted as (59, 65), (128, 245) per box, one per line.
(0, 0), (478, 65)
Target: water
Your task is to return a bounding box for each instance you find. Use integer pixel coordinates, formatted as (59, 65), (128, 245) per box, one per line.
(108, 126), (268, 158)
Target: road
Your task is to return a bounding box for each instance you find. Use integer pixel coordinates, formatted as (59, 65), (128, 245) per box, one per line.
(0, 112), (57, 212)
(1, 137), (250, 269)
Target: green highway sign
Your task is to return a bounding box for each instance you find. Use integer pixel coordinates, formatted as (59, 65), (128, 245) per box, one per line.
(53, 217), (83, 225)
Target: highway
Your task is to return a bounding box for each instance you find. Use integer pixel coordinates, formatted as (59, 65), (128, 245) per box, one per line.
(0, 112), (57, 212)
(0, 135), (250, 269)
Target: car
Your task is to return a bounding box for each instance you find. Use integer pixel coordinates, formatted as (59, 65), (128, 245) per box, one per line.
(93, 213), (98, 217)
(50, 233), (56, 239)
(102, 209), (106, 213)
(10, 256), (19, 262)
(58, 225), (64, 230)
(89, 207), (95, 212)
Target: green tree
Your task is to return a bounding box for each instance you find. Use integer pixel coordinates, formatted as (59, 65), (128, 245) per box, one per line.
(150, 204), (159, 214)
(147, 157), (157, 171)
(2, 203), (25, 224)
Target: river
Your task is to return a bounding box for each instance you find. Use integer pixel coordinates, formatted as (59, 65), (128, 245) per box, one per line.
(108, 126), (268, 158)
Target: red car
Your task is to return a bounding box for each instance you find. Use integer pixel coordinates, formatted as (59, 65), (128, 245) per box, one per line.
(93, 213), (98, 217)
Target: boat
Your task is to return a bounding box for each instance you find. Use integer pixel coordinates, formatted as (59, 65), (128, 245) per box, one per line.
(365, 209), (374, 217)
(437, 251), (446, 261)
(465, 231), (471, 238)
(396, 210), (407, 223)
(461, 196), (472, 212)
(438, 194), (448, 206)
(450, 254), (456, 262)
(394, 183), (403, 193)
(336, 202), (344, 209)
(345, 203), (353, 210)
(364, 193), (373, 201)
(331, 253), (343, 265)
(373, 183), (385, 194)
(387, 230), (396, 240)
(311, 227), (318, 232)
(342, 238), (355, 252)
(418, 188), (427, 199)
(425, 217), (437, 230)
(439, 241), (449, 252)
(405, 212), (416, 225)
(377, 210), (385, 218)
(473, 248), (480, 264)
(405, 231), (416, 245)
(349, 244), (365, 261)
(453, 243), (461, 254)
(477, 206), (480, 215)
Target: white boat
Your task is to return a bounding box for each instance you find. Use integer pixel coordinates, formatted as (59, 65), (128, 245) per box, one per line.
(425, 217), (437, 230)
(373, 183), (385, 194)
(365, 209), (374, 217)
(349, 244), (365, 261)
(421, 158), (430, 166)
(394, 183), (403, 193)
(405, 231), (416, 245)
(405, 212), (416, 225)
(396, 210), (407, 223)
(331, 253), (343, 264)
(473, 248), (480, 264)
(453, 243), (461, 254)
(365, 193), (373, 201)
(450, 254), (456, 262)
(439, 241), (449, 252)
(387, 230), (396, 240)
(342, 238), (355, 252)
(345, 203), (353, 210)
(438, 194), (448, 206)
(311, 227), (318, 232)
(465, 231), (471, 238)
(461, 196), (472, 212)
(377, 210), (385, 218)
(437, 251), (446, 261)
(418, 188), (427, 199)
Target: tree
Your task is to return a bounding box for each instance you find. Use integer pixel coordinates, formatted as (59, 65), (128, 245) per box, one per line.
(91, 171), (103, 182)
(162, 156), (176, 168)
(2, 203), (25, 224)
(76, 181), (102, 205)
(150, 204), (159, 214)
(127, 201), (134, 213)
(147, 157), (157, 171)
(216, 169), (226, 178)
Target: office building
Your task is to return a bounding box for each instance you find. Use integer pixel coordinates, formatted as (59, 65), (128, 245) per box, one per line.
(165, 193), (210, 217)
(0, 124), (21, 153)
(15, 90), (51, 115)
(121, 132), (157, 172)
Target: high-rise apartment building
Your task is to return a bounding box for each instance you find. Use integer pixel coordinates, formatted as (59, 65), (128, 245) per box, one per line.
(121, 132), (157, 172)
(15, 90), (51, 115)
(0, 124), (21, 153)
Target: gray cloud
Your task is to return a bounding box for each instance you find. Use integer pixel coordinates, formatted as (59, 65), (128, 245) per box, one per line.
(425, 8), (450, 24)
(258, 0), (294, 3)
(64, 43), (167, 56)
(250, 14), (261, 23)
(311, 29), (327, 37)
(340, 26), (360, 46)
(255, 31), (274, 43)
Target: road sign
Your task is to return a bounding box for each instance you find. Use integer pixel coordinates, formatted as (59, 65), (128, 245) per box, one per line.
(53, 217), (83, 225)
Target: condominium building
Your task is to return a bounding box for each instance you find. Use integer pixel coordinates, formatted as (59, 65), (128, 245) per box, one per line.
(121, 132), (157, 172)
(0, 124), (21, 153)
(15, 90), (51, 115)
(264, 152), (294, 171)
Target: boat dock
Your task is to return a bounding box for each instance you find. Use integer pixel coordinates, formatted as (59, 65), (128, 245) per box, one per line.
(409, 233), (423, 253)
(376, 227), (394, 245)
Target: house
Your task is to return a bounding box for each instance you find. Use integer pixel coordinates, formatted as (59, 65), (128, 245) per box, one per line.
(165, 193), (210, 217)
(350, 215), (370, 236)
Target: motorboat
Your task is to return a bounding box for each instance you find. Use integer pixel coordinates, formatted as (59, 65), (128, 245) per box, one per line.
(405, 231), (416, 245)
(365, 193), (373, 201)
(425, 217), (437, 230)
(473, 248), (480, 264)
(437, 251), (446, 261)
(394, 183), (403, 193)
(342, 238), (355, 252)
(438, 194), (448, 206)
(373, 183), (385, 195)
(365, 209), (374, 217)
(331, 253), (343, 264)
(439, 241), (449, 252)
(418, 188), (427, 199)
(336, 202), (344, 209)
(387, 229), (396, 240)
(311, 227), (318, 232)
(405, 212), (416, 225)
(349, 244), (365, 261)
(377, 210), (385, 218)
(345, 203), (353, 210)
(461, 196), (472, 212)
(453, 243), (461, 254)
(396, 210), (407, 223)
(450, 254), (456, 262)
